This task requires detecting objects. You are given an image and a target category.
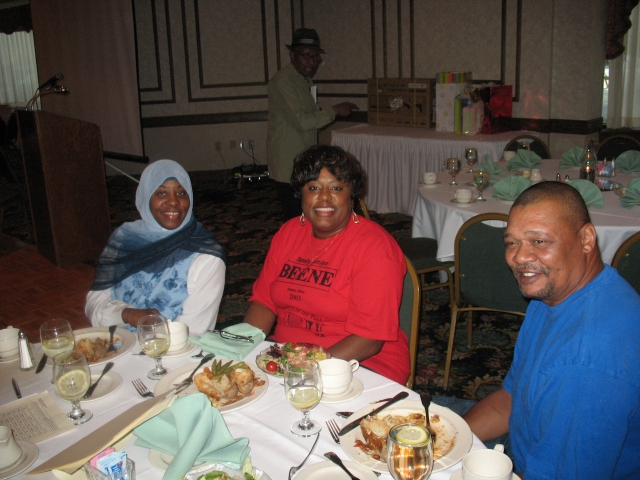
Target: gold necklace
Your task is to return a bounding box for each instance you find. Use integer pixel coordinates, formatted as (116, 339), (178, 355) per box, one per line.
(308, 229), (341, 264)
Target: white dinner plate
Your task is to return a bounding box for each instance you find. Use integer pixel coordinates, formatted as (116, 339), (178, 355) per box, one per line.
(164, 340), (199, 358)
(59, 371), (122, 403)
(449, 469), (519, 480)
(320, 377), (363, 404)
(295, 460), (378, 480)
(148, 451), (272, 480)
(0, 440), (38, 480)
(154, 359), (269, 413)
(340, 400), (472, 474)
(45, 327), (136, 367)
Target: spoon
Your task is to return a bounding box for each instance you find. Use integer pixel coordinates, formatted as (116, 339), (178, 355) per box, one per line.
(84, 361), (114, 399)
(106, 325), (117, 353)
(324, 452), (361, 480)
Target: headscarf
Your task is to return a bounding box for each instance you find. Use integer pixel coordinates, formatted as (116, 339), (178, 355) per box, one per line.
(91, 160), (225, 291)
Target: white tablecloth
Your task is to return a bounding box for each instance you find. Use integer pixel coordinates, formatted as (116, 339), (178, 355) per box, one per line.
(1, 340), (484, 480)
(331, 124), (534, 215)
(412, 160), (640, 264)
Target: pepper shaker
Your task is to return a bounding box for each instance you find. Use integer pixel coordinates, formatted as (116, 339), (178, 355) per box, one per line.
(556, 173), (561, 182)
(18, 330), (35, 371)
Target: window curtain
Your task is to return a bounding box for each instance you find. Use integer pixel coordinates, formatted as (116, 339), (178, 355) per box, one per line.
(607, 5), (640, 128)
(0, 31), (38, 106)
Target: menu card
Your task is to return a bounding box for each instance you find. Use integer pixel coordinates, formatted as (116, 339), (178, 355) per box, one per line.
(0, 392), (74, 443)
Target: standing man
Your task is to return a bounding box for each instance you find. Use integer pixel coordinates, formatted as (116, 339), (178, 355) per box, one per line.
(267, 28), (358, 220)
(463, 182), (640, 478)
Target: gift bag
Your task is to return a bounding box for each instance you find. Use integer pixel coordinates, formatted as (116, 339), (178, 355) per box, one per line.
(480, 84), (512, 134)
(435, 72), (472, 132)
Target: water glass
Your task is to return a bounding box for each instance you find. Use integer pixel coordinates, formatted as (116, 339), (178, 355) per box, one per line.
(446, 158), (461, 185)
(473, 171), (489, 201)
(464, 148), (478, 173)
(137, 314), (170, 380)
(53, 349), (93, 425)
(284, 358), (322, 436)
(387, 423), (434, 480)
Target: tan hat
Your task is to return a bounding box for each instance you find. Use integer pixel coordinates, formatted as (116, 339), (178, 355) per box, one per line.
(286, 28), (325, 53)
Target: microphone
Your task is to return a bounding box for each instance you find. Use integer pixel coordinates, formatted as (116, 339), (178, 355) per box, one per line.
(38, 72), (63, 91)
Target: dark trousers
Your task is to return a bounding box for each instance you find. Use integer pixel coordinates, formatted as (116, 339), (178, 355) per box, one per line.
(275, 181), (302, 221)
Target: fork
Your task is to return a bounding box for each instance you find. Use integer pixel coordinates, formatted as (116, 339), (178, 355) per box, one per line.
(132, 378), (154, 397)
(288, 432), (320, 480)
(326, 419), (341, 444)
(191, 350), (204, 358)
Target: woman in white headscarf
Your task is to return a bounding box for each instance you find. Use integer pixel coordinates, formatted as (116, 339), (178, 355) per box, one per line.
(85, 160), (226, 336)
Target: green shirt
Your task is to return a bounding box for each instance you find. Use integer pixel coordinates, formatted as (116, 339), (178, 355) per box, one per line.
(266, 63), (336, 183)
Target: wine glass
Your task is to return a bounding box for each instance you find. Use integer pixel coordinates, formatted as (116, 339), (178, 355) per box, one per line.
(464, 148), (478, 173)
(446, 157), (461, 185)
(284, 358), (322, 436)
(473, 171), (490, 201)
(41, 318), (75, 383)
(387, 423), (434, 480)
(137, 314), (170, 380)
(53, 349), (93, 425)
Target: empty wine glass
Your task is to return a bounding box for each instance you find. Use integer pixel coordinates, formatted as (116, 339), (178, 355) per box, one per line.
(473, 171), (490, 201)
(446, 157), (461, 185)
(284, 358), (322, 436)
(464, 148), (478, 173)
(137, 314), (170, 380)
(387, 423), (434, 480)
(53, 349), (93, 425)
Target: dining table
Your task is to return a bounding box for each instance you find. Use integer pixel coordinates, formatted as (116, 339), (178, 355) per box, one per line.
(330, 124), (535, 215)
(412, 159), (640, 264)
(0, 336), (485, 480)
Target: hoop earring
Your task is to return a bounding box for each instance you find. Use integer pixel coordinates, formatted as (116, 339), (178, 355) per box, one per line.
(352, 210), (360, 224)
(300, 213), (306, 226)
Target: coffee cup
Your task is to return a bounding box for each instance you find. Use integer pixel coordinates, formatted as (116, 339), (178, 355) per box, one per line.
(0, 326), (20, 358)
(423, 172), (438, 185)
(319, 358), (359, 395)
(0, 426), (24, 470)
(530, 168), (542, 182)
(455, 188), (473, 204)
(461, 444), (513, 480)
(502, 151), (516, 162)
(167, 322), (189, 353)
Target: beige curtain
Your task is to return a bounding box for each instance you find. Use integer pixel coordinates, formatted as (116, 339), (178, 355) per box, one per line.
(0, 31), (38, 106)
(29, 0), (143, 157)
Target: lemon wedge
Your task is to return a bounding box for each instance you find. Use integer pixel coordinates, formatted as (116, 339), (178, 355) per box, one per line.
(396, 425), (429, 445)
(57, 370), (89, 400)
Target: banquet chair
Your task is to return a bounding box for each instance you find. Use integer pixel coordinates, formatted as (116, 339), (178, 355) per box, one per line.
(444, 213), (529, 389)
(597, 134), (640, 160)
(611, 231), (640, 295)
(503, 134), (551, 159)
(400, 256), (421, 389)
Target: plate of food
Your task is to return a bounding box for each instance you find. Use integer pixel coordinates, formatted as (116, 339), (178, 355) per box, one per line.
(154, 357), (268, 413)
(149, 453), (271, 480)
(255, 342), (328, 377)
(339, 399), (472, 474)
(45, 327), (135, 367)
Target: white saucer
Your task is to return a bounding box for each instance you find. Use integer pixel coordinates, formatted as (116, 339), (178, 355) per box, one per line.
(0, 440), (38, 480)
(419, 180), (441, 187)
(320, 377), (364, 404)
(449, 469), (518, 480)
(450, 198), (477, 206)
(296, 460), (378, 479)
(0, 353), (19, 364)
(164, 340), (199, 358)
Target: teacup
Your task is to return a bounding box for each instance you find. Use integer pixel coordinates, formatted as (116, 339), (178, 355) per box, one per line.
(530, 168), (542, 182)
(167, 322), (189, 353)
(0, 326), (20, 358)
(0, 426), (24, 470)
(461, 444), (512, 480)
(455, 188), (473, 204)
(423, 172), (438, 185)
(319, 358), (359, 395)
(502, 151), (516, 162)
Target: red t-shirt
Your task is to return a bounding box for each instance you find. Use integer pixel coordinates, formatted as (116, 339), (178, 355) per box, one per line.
(250, 217), (410, 384)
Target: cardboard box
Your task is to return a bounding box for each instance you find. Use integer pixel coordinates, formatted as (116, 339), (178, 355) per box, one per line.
(367, 78), (435, 128)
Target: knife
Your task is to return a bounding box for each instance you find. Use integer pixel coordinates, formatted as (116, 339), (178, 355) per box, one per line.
(338, 391), (409, 436)
(35, 353), (48, 374)
(12, 378), (21, 399)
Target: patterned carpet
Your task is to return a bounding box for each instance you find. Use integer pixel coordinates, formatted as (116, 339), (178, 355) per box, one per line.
(2, 171), (522, 401)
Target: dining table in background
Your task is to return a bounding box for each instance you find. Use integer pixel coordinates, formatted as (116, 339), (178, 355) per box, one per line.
(0, 339), (484, 479)
(330, 124), (536, 215)
(412, 159), (640, 265)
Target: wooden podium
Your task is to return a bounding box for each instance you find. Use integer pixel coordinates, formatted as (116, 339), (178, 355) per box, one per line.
(17, 110), (111, 266)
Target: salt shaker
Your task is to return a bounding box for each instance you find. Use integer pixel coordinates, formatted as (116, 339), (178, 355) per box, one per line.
(18, 330), (35, 371)
(556, 173), (561, 182)
(564, 175), (570, 183)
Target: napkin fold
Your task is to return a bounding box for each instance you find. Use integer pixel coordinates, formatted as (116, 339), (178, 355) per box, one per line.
(189, 324), (266, 361)
(560, 146), (583, 168)
(615, 150), (640, 174)
(134, 393), (250, 480)
(492, 176), (531, 201)
(479, 155), (505, 175)
(508, 149), (542, 171)
(620, 177), (640, 208)
(566, 179), (604, 208)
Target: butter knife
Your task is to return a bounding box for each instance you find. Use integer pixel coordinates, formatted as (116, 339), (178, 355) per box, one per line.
(35, 353), (48, 374)
(12, 378), (21, 399)
(338, 391), (409, 436)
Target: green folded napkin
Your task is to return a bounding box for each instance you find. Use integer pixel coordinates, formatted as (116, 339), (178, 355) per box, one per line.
(134, 393), (250, 480)
(566, 179), (604, 208)
(560, 146), (583, 168)
(615, 150), (640, 174)
(508, 149), (542, 171)
(479, 155), (505, 175)
(620, 177), (640, 209)
(492, 176), (531, 201)
(190, 323), (266, 361)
